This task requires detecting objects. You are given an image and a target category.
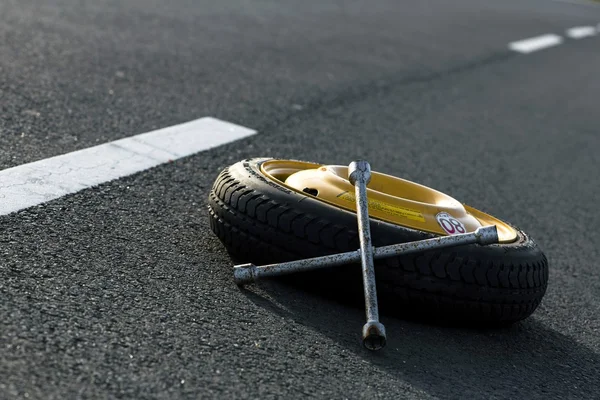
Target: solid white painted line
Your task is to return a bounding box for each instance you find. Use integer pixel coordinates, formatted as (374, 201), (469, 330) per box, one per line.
(0, 117), (256, 216)
(566, 26), (597, 39)
(508, 34), (564, 54)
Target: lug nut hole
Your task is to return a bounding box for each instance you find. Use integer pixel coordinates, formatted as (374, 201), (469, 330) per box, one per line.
(303, 188), (318, 196)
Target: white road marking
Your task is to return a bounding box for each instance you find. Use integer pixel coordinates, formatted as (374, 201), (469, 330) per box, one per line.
(551, 0), (600, 7)
(508, 34), (564, 54)
(0, 117), (256, 216)
(566, 26), (597, 39)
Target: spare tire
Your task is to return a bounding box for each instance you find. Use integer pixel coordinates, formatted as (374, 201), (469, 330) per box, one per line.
(208, 158), (548, 324)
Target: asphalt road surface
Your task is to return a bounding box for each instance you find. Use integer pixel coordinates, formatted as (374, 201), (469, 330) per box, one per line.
(2, 0), (600, 398)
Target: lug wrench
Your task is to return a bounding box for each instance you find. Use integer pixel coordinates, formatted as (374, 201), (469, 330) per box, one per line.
(233, 161), (500, 350)
(347, 160), (386, 350)
(233, 225), (498, 285)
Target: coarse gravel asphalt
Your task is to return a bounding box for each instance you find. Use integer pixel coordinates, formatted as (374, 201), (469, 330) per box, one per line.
(1, 0), (600, 398)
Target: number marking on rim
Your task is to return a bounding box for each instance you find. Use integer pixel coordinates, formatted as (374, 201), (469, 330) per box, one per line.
(436, 212), (467, 235)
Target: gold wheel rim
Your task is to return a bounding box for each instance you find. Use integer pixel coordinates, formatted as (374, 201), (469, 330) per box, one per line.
(260, 159), (518, 243)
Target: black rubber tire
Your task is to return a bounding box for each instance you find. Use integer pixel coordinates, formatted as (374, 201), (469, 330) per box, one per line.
(208, 158), (548, 324)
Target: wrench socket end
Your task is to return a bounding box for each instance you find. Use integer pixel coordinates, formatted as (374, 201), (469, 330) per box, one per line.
(233, 263), (258, 286)
(362, 320), (387, 351)
(348, 160), (372, 186)
(475, 225), (499, 246)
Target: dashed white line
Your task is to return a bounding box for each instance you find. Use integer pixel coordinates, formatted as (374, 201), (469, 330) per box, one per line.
(509, 23), (599, 54)
(551, 0), (600, 7)
(508, 34), (564, 54)
(0, 117), (256, 216)
(566, 26), (597, 39)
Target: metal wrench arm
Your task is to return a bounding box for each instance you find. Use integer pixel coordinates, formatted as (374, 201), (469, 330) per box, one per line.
(234, 227), (498, 283)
